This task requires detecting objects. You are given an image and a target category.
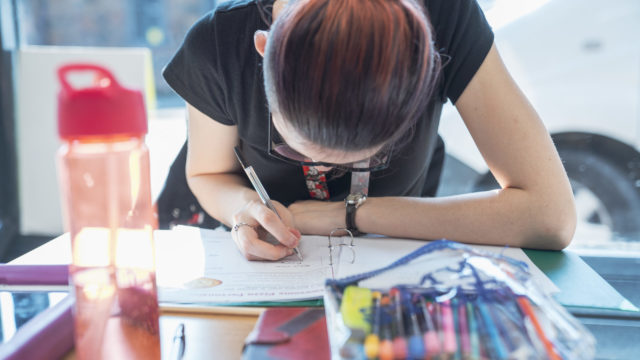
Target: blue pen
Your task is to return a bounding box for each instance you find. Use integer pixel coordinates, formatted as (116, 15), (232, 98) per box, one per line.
(403, 291), (425, 359)
(476, 298), (507, 360)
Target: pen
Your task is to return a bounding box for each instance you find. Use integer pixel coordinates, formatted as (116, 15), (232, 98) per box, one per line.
(364, 291), (382, 359)
(379, 295), (394, 360)
(466, 301), (480, 360)
(419, 295), (441, 358)
(170, 323), (186, 360)
(389, 288), (408, 359)
(441, 299), (457, 356)
(233, 146), (303, 261)
(403, 291), (426, 359)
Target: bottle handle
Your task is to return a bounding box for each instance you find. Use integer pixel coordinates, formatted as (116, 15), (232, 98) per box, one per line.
(57, 63), (121, 94)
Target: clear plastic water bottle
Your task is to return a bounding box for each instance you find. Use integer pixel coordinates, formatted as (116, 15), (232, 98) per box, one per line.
(56, 63), (160, 359)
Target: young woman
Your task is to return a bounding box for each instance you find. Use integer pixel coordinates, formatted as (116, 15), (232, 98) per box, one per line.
(163, 0), (576, 260)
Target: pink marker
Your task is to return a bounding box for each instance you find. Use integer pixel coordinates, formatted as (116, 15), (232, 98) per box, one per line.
(440, 300), (457, 354)
(458, 301), (471, 356)
(419, 297), (441, 358)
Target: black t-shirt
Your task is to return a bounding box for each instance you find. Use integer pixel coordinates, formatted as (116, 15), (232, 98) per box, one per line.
(163, 0), (493, 206)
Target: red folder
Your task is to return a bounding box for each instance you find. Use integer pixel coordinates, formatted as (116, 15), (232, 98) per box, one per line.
(243, 307), (330, 360)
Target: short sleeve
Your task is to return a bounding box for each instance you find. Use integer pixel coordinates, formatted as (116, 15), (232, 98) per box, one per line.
(427, 0), (494, 104)
(162, 11), (234, 125)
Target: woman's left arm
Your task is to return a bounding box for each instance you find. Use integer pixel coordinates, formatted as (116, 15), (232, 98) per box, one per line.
(290, 44), (576, 250)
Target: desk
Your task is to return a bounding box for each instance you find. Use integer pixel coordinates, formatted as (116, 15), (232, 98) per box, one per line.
(11, 234), (640, 359)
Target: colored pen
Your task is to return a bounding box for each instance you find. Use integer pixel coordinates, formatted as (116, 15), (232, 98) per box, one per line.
(457, 300), (471, 358)
(390, 288), (408, 359)
(441, 300), (457, 356)
(419, 296), (441, 358)
(233, 146), (302, 261)
(404, 292), (426, 359)
(517, 296), (561, 360)
(379, 295), (394, 360)
(170, 323), (186, 360)
(452, 298), (461, 360)
(466, 301), (480, 360)
(364, 291), (382, 359)
(476, 298), (507, 360)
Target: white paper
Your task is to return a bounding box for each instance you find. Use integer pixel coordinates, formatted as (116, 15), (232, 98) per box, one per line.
(155, 227), (558, 304)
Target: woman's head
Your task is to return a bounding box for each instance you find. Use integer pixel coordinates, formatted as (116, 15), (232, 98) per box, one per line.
(259, 0), (440, 166)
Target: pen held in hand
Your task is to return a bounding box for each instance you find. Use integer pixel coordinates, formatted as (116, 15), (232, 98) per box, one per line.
(233, 147), (303, 261)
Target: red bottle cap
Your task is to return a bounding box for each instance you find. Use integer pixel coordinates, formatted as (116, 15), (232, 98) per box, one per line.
(57, 63), (147, 138)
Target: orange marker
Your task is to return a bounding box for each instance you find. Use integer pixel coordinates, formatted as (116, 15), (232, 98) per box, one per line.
(517, 296), (561, 360)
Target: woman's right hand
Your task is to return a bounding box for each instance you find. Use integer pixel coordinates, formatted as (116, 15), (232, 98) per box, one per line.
(231, 199), (301, 261)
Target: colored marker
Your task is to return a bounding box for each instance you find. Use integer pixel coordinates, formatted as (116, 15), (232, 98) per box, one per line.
(403, 292), (426, 359)
(452, 298), (461, 360)
(441, 300), (457, 356)
(379, 295), (394, 360)
(466, 301), (480, 360)
(476, 298), (507, 360)
(390, 288), (408, 359)
(458, 300), (471, 358)
(419, 296), (441, 358)
(517, 296), (561, 360)
(364, 292), (382, 359)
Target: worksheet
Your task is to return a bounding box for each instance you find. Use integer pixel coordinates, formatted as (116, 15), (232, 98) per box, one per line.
(155, 227), (557, 304)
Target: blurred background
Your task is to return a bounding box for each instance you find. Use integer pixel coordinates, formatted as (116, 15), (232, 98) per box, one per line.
(14, 0), (640, 254)
(1, 0), (638, 249)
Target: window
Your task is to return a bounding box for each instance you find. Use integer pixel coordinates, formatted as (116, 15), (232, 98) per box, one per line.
(18, 0), (218, 107)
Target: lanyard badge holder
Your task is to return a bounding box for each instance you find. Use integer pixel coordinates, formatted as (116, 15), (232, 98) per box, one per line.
(323, 240), (596, 360)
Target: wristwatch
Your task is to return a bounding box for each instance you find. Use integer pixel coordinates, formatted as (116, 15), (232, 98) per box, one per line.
(345, 193), (367, 236)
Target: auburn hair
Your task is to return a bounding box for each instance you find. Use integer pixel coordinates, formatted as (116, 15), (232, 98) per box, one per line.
(263, 0), (441, 151)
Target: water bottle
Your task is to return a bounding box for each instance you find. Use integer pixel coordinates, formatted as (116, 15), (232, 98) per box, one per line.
(56, 63), (160, 359)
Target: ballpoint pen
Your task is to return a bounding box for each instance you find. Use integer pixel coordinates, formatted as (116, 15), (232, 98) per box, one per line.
(170, 323), (186, 360)
(233, 146), (303, 261)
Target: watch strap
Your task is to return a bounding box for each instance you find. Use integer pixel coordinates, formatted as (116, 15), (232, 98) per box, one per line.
(345, 201), (361, 236)
(345, 194), (366, 236)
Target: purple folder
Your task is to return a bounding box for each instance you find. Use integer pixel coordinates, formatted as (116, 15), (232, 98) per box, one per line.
(0, 264), (69, 286)
(0, 264), (73, 359)
(0, 293), (74, 360)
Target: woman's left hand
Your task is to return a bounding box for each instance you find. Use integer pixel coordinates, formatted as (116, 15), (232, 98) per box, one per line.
(288, 200), (346, 235)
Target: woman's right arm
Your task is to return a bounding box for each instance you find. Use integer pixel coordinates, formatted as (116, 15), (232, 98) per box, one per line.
(185, 103), (300, 260)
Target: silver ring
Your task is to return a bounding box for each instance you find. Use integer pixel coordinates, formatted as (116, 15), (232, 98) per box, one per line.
(232, 222), (255, 232)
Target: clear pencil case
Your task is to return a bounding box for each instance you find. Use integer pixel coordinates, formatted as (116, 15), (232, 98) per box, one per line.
(323, 240), (595, 360)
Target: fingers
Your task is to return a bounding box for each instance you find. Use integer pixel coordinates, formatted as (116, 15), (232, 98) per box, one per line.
(289, 227), (302, 239)
(244, 200), (300, 248)
(232, 224), (294, 260)
(232, 200), (301, 261)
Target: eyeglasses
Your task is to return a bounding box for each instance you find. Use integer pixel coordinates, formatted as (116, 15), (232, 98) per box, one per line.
(268, 114), (393, 172)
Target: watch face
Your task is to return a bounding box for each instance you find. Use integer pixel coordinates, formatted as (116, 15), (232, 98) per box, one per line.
(346, 193), (366, 206)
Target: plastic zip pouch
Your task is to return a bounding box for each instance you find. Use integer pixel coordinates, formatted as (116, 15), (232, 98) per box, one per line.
(323, 240), (595, 360)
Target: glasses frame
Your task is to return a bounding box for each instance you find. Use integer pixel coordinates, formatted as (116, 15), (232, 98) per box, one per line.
(267, 114), (393, 172)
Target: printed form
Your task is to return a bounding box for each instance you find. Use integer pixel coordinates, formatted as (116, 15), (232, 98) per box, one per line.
(155, 227), (558, 304)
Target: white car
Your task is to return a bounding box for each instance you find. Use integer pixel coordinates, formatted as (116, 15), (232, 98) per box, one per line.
(439, 0), (640, 245)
